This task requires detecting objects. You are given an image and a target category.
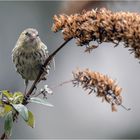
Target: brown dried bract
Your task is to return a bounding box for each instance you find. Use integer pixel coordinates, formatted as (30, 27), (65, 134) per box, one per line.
(52, 8), (140, 59)
(84, 44), (98, 53)
(72, 68), (122, 111)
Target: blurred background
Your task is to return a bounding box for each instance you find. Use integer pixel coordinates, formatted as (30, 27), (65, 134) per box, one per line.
(0, 1), (140, 139)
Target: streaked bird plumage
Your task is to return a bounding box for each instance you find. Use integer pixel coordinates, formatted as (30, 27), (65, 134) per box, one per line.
(12, 28), (50, 92)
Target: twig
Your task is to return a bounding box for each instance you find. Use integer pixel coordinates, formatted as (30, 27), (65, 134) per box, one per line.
(0, 38), (72, 139)
(1, 133), (7, 140)
(51, 80), (73, 89)
(25, 38), (72, 101)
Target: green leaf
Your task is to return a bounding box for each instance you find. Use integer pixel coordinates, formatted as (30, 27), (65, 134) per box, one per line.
(26, 110), (35, 128)
(0, 100), (2, 106)
(2, 90), (13, 98)
(0, 104), (12, 117)
(13, 92), (24, 104)
(29, 97), (54, 107)
(4, 105), (12, 114)
(12, 104), (28, 121)
(4, 111), (13, 137)
(0, 106), (5, 117)
(1, 90), (13, 104)
(0, 92), (2, 100)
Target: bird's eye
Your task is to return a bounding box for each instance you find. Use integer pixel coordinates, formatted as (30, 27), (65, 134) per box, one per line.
(25, 32), (30, 36)
(36, 34), (39, 37)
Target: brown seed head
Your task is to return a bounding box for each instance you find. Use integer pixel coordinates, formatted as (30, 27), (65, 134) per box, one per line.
(72, 68), (122, 111)
(52, 8), (140, 59)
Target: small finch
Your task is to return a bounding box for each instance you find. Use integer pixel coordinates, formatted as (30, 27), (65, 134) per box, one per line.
(12, 28), (51, 93)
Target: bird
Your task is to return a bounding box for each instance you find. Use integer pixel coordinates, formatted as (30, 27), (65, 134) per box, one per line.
(12, 28), (52, 94)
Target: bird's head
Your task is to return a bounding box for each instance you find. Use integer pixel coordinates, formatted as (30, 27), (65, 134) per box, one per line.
(18, 28), (41, 47)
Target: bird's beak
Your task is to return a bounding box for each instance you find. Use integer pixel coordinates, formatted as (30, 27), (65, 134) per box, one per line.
(32, 33), (36, 39)
(30, 33), (36, 41)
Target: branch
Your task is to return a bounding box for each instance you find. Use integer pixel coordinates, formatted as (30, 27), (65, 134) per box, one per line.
(25, 38), (72, 99)
(0, 38), (72, 139)
(1, 133), (7, 140)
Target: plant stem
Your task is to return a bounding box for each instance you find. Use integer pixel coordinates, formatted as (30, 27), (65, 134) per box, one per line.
(25, 38), (72, 100)
(0, 133), (7, 140)
(0, 38), (72, 139)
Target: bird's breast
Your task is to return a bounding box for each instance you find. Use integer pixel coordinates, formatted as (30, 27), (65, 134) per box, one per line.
(13, 48), (48, 80)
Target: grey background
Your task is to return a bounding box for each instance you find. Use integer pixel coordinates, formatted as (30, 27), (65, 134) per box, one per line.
(0, 1), (140, 139)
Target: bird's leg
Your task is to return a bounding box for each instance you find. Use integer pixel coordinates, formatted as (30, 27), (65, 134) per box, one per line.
(40, 64), (48, 73)
(38, 64), (49, 81)
(24, 79), (29, 95)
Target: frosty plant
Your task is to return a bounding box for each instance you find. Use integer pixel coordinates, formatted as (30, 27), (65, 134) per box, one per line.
(1, 8), (137, 139)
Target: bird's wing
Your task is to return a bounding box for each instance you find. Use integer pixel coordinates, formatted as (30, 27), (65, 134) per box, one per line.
(42, 43), (55, 71)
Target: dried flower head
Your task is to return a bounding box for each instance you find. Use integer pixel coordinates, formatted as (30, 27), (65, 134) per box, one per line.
(52, 8), (140, 59)
(72, 68), (125, 111)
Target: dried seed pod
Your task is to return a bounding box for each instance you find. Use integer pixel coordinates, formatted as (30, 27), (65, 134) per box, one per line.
(52, 8), (140, 60)
(72, 69), (123, 111)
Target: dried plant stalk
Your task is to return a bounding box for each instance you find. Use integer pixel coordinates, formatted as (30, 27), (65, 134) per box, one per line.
(72, 69), (123, 111)
(52, 8), (140, 59)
